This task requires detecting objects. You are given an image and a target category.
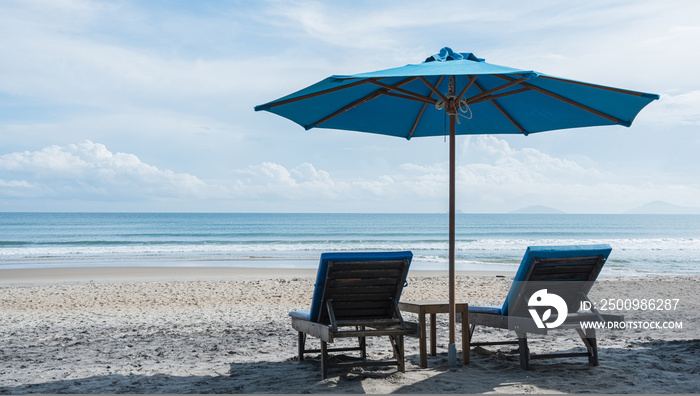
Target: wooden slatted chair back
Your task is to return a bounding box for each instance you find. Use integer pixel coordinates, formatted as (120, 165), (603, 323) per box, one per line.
(509, 255), (606, 316)
(318, 258), (410, 325)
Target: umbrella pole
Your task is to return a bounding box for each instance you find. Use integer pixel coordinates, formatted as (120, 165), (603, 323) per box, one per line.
(448, 111), (457, 367)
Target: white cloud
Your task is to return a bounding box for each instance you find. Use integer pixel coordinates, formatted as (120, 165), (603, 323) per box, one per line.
(462, 136), (601, 183)
(222, 137), (611, 211)
(637, 91), (700, 126)
(393, 136), (700, 212)
(2, 138), (699, 212)
(0, 141), (211, 200)
(231, 162), (345, 200)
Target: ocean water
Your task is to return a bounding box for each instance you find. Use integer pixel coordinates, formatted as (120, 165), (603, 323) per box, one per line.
(1, 213), (699, 276)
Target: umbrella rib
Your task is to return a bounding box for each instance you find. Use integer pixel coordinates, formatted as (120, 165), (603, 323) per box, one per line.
(497, 75), (624, 125)
(469, 87), (530, 104)
(465, 77), (530, 104)
(259, 79), (369, 109)
(366, 78), (434, 103)
(306, 77), (420, 129)
(474, 80), (526, 134)
(456, 75), (478, 100)
(407, 104), (428, 139)
(407, 75), (445, 139)
(417, 76), (449, 102)
(540, 75), (658, 98)
(381, 90), (437, 104)
(306, 90), (385, 129)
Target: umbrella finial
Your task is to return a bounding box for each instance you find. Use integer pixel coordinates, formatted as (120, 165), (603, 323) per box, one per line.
(424, 47), (485, 63)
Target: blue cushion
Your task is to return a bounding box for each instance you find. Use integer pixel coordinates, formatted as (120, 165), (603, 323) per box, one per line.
(468, 305), (503, 315)
(289, 310), (311, 320)
(501, 244), (612, 316)
(307, 251), (413, 323)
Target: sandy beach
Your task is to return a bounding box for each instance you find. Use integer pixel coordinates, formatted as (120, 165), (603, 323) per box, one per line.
(1, 267), (698, 394)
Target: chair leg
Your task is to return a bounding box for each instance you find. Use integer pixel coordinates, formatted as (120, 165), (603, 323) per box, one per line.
(359, 326), (367, 360)
(577, 328), (599, 366)
(389, 335), (398, 360)
(516, 331), (530, 370)
(297, 332), (306, 362)
(461, 311), (470, 365)
(321, 340), (329, 379)
(388, 335), (406, 373)
(398, 335), (405, 372)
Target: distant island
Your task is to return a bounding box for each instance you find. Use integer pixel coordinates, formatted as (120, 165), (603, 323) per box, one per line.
(509, 205), (566, 214)
(624, 201), (700, 215)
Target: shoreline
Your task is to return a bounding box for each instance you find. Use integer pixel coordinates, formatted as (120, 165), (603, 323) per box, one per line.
(1, 265), (692, 288)
(0, 266), (513, 287)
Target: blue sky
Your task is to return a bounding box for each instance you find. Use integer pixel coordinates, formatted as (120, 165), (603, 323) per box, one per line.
(0, 0), (698, 213)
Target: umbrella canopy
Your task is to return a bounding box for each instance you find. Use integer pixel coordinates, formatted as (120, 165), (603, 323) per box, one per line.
(255, 47), (658, 366)
(256, 47), (658, 139)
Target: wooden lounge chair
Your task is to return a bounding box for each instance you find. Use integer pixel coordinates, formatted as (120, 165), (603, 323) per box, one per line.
(289, 251), (419, 379)
(468, 244), (624, 369)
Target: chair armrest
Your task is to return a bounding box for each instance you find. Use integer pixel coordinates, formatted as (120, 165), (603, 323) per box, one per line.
(291, 317), (333, 342)
(403, 321), (421, 338)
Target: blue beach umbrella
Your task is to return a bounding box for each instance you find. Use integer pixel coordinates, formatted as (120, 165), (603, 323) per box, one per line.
(255, 47), (658, 366)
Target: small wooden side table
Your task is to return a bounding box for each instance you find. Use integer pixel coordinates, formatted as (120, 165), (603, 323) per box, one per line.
(398, 300), (470, 368)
